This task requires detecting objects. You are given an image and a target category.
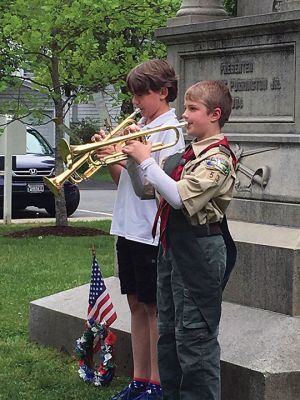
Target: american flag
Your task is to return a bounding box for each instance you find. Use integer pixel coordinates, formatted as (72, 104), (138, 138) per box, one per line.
(87, 255), (117, 328)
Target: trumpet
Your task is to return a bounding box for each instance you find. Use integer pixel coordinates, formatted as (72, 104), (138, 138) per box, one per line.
(60, 108), (141, 170)
(43, 108), (140, 196)
(44, 114), (186, 197)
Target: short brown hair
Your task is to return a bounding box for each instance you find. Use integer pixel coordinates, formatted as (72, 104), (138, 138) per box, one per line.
(126, 59), (178, 102)
(185, 80), (232, 127)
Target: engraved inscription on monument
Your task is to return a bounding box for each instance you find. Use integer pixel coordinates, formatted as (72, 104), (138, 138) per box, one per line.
(182, 44), (295, 123)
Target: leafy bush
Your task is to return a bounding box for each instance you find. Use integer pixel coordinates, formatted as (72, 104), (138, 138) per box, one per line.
(224, 0), (237, 16)
(70, 118), (100, 144)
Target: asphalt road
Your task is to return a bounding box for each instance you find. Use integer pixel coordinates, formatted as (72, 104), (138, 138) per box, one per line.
(4, 180), (117, 221)
(75, 181), (117, 219)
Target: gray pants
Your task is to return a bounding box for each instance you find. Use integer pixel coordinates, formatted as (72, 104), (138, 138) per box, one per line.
(157, 236), (226, 400)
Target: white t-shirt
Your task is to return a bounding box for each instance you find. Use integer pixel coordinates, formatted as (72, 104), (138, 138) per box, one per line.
(110, 108), (185, 246)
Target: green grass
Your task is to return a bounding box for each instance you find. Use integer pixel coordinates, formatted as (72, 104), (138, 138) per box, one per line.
(0, 220), (129, 400)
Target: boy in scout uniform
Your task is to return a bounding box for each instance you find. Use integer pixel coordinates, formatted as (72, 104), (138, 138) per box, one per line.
(123, 80), (237, 400)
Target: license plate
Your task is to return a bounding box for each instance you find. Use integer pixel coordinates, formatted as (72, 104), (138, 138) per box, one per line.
(27, 183), (44, 193)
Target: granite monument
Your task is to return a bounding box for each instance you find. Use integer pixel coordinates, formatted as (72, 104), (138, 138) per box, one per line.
(156, 0), (300, 398)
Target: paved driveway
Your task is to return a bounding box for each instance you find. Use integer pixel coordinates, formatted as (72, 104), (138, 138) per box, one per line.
(75, 180), (117, 218)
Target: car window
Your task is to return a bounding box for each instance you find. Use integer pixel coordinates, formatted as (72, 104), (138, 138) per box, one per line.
(26, 129), (53, 155)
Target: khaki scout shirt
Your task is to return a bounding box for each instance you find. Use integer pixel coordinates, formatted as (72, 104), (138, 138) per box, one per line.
(176, 134), (236, 225)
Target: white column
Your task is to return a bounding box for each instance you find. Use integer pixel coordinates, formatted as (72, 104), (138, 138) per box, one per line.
(3, 132), (12, 224)
(0, 118), (26, 224)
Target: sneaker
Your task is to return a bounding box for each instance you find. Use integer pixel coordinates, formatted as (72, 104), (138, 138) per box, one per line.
(134, 387), (163, 400)
(111, 384), (146, 400)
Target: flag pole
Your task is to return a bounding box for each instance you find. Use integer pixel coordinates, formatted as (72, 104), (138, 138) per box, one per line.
(87, 244), (96, 370)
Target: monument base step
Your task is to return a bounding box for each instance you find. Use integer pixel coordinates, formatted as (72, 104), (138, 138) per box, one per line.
(29, 277), (300, 400)
(29, 277), (133, 377)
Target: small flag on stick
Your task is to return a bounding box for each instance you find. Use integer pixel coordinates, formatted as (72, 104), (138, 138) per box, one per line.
(75, 252), (117, 385)
(88, 254), (117, 328)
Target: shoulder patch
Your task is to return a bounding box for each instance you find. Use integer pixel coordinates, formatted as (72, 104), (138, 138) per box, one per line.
(204, 157), (230, 175)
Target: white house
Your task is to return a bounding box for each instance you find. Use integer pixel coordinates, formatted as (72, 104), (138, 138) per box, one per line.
(0, 71), (121, 147)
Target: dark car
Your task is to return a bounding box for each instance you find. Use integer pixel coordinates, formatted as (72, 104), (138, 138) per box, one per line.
(0, 127), (80, 217)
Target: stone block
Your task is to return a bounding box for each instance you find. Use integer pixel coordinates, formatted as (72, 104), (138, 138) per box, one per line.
(29, 277), (133, 377)
(227, 198), (300, 229)
(220, 302), (300, 400)
(224, 221), (300, 316)
(29, 283), (300, 399)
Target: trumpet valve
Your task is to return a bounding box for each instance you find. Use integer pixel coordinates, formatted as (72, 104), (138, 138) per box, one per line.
(137, 136), (147, 144)
(65, 154), (73, 169)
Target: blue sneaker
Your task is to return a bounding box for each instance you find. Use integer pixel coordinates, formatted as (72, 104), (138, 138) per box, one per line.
(134, 384), (162, 400)
(111, 383), (146, 400)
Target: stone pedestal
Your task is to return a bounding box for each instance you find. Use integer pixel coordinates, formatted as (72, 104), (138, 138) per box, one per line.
(155, 5), (300, 400)
(29, 279), (300, 400)
(225, 221), (300, 316)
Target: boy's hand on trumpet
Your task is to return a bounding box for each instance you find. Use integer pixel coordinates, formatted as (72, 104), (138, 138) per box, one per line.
(91, 129), (121, 159)
(123, 123), (141, 135)
(122, 140), (152, 164)
(91, 129), (106, 142)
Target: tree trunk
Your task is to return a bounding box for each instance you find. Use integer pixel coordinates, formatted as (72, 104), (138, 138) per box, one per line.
(51, 54), (68, 227)
(54, 112), (68, 227)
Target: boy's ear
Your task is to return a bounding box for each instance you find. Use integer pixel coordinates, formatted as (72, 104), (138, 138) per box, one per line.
(160, 87), (168, 100)
(210, 107), (222, 122)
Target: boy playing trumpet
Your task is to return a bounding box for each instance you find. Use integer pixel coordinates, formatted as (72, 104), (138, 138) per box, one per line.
(93, 59), (185, 400)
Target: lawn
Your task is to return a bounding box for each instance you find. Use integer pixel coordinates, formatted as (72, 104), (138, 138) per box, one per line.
(0, 220), (128, 400)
